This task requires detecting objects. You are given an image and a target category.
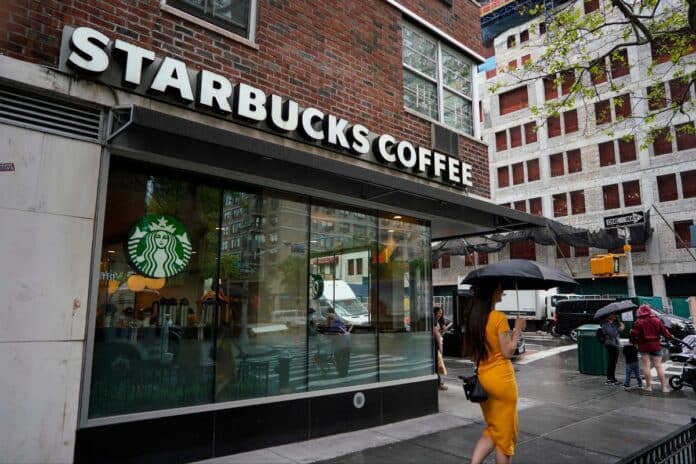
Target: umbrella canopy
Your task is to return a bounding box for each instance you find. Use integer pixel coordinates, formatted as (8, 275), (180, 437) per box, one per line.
(593, 300), (637, 320)
(461, 259), (577, 290)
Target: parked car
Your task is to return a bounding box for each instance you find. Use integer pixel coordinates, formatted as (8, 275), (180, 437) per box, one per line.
(652, 309), (695, 340)
(550, 298), (617, 342)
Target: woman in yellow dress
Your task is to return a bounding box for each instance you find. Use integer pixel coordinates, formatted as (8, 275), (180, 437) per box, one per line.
(462, 281), (525, 464)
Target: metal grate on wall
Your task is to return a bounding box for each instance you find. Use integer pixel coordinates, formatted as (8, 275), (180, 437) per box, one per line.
(0, 85), (102, 142)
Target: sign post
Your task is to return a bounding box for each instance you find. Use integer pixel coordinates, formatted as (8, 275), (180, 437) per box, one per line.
(604, 213), (643, 297)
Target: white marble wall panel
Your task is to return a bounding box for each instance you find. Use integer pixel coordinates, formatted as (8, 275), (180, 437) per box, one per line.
(0, 124), (100, 218)
(0, 341), (83, 463)
(0, 208), (94, 342)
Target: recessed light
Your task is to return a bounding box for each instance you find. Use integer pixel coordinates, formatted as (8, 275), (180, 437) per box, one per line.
(393, 215), (402, 219)
(107, 250), (116, 254)
(191, 251), (198, 254)
(388, 229), (394, 233)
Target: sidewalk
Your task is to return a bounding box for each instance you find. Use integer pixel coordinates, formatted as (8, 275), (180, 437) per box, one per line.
(196, 344), (696, 464)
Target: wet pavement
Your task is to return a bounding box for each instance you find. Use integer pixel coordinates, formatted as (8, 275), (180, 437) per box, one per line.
(197, 335), (696, 463)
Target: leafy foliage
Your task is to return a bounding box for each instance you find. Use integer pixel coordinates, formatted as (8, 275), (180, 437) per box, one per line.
(493, 0), (696, 146)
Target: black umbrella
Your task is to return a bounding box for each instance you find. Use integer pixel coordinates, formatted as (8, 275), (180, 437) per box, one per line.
(593, 300), (637, 320)
(461, 259), (577, 290)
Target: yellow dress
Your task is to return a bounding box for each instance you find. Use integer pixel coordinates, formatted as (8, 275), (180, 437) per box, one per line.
(477, 310), (519, 456)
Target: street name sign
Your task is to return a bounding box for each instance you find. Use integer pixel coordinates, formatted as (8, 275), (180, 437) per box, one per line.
(604, 211), (644, 229)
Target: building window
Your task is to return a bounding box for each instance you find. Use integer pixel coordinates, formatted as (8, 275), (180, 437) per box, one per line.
(553, 193), (568, 217)
(432, 258), (440, 269)
(591, 58), (608, 84)
(575, 246), (589, 257)
(674, 220), (693, 249)
(584, 0), (600, 13)
(623, 180), (641, 206)
(570, 190), (586, 214)
(441, 254), (451, 268)
(603, 184), (620, 209)
(524, 122), (537, 143)
(356, 258), (363, 275)
(529, 197), (543, 215)
(510, 126), (522, 148)
(564, 110), (579, 133)
(561, 71), (575, 95)
(657, 174), (678, 202)
(478, 251), (489, 265)
(544, 76), (558, 100)
(609, 49), (630, 78)
(669, 77), (693, 105)
(527, 159), (540, 182)
(512, 162), (524, 185)
(464, 253), (475, 266)
(614, 94), (632, 119)
(495, 130), (508, 151)
(348, 259), (355, 275)
(648, 83), (667, 110)
(653, 127), (673, 155)
(618, 136), (637, 162)
(550, 153), (564, 176)
(166, 0), (255, 39)
(599, 141), (616, 166)
(548, 115), (561, 137)
(567, 149), (582, 173)
(539, 22), (547, 35)
(507, 35), (516, 48)
(499, 86), (529, 115)
(595, 100), (611, 125)
(520, 30), (530, 43)
(521, 54), (532, 65)
(403, 23), (474, 134)
(507, 59), (518, 70)
(675, 122), (696, 151)
(510, 240), (536, 260)
(498, 166), (510, 188)
(556, 242), (571, 259)
(682, 170), (696, 198)
(514, 200), (526, 211)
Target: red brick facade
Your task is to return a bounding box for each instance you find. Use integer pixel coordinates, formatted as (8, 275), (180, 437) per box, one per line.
(0, 0), (490, 197)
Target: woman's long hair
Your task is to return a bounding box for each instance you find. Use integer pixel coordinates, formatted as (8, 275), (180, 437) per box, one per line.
(461, 281), (499, 362)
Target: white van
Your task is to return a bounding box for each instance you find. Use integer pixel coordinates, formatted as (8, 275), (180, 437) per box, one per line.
(320, 280), (370, 327)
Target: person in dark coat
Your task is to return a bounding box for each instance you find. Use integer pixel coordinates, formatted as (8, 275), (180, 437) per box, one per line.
(599, 313), (624, 385)
(630, 304), (673, 393)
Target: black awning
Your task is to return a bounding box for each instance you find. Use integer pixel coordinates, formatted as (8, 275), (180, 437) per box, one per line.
(106, 105), (547, 240)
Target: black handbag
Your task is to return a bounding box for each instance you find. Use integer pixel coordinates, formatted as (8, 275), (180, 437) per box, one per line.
(459, 339), (488, 403)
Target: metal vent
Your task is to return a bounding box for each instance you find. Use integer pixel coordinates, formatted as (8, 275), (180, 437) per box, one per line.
(0, 86), (101, 142)
(432, 123), (459, 156)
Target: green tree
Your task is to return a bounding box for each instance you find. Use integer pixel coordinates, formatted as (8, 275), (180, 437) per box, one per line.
(493, 0), (696, 145)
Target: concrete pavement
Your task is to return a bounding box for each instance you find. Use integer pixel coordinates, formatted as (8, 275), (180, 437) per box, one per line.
(196, 337), (696, 463)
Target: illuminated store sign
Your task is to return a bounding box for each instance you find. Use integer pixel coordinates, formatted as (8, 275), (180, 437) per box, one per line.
(59, 26), (473, 187)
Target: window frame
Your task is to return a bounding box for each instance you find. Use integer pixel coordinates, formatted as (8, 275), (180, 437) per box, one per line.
(674, 220), (693, 249)
(162, 0), (258, 43)
(402, 23), (475, 135)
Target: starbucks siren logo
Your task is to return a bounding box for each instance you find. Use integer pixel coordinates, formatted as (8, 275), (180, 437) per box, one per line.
(128, 215), (192, 278)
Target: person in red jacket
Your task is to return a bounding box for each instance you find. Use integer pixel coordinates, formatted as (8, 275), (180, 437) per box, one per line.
(630, 304), (674, 393)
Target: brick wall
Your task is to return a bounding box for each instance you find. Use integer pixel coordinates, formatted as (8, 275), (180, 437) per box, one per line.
(0, 0), (489, 197)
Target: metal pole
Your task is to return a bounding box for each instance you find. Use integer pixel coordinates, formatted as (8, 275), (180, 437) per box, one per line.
(624, 226), (636, 298)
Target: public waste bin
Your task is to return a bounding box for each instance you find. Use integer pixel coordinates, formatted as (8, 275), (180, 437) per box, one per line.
(577, 324), (608, 375)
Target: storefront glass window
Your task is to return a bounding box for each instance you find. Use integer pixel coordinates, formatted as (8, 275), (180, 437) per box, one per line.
(376, 215), (432, 381)
(88, 158), (432, 418)
(308, 202), (379, 390)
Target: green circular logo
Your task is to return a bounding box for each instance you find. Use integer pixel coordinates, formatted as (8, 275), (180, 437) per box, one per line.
(127, 215), (192, 278)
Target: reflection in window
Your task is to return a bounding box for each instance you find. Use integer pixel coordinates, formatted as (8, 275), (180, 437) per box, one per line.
(89, 159), (434, 419)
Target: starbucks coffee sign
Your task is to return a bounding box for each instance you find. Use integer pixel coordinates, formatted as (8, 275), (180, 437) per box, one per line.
(58, 26), (474, 189)
(128, 215), (192, 278)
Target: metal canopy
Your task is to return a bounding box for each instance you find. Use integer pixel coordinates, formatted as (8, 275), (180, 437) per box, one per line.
(106, 105), (547, 240)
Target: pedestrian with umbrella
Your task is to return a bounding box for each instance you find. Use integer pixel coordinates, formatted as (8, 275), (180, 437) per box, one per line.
(594, 301), (635, 387)
(461, 260), (576, 464)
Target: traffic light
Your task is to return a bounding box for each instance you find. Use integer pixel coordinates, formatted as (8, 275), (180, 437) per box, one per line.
(591, 254), (620, 275)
